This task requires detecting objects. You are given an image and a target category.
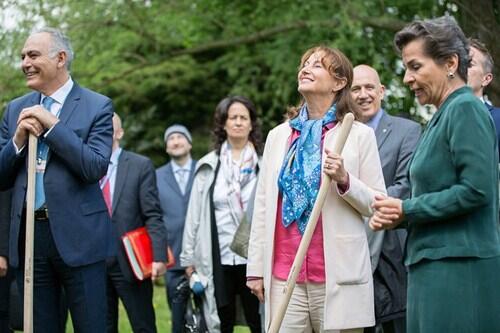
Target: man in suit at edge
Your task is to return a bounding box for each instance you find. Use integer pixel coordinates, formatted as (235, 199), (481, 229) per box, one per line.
(104, 113), (167, 333)
(0, 190), (13, 333)
(156, 124), (196, 333)
(468, 38), (500, 158)
(0, 28), (114, 332)
(351, 65), (421, 333)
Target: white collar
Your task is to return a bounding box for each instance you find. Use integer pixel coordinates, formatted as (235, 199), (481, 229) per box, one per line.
(171, 158), (192, 173)
(41, 77), (74, 105)
(110, 147), (122, 165)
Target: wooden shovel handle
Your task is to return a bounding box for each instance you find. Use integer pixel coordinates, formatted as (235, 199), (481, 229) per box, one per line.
(24, 134), (38, 333)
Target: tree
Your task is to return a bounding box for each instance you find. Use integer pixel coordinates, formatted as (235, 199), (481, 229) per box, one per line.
(1, 0), (496, 164)
(453, 0), (500, 104)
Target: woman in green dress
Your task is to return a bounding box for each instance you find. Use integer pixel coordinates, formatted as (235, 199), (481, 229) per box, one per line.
(369, 16), (500, 333)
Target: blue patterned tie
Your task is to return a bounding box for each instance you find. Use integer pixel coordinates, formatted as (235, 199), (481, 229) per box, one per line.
(34, 96), (55, 210)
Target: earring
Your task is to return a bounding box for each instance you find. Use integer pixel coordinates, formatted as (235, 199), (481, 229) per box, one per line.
(447, 71), (455, 79)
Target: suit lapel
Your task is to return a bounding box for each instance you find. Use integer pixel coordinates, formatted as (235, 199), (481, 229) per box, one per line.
(30, 92), (42, 106)
(58, 83), (81, 125)
(375, 111), (392, 149)
(112, 151), (129, 214)
(485, 101), (494, 113)
(164, 163), (184, 197)
(46, 84), (80, 161)
(184, 159), (197, 198)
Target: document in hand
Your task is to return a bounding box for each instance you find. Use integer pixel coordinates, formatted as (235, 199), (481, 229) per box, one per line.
(122, 226), (175, 280)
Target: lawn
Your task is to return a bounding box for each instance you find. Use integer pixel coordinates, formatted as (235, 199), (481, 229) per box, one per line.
(62, 282), (251, 332)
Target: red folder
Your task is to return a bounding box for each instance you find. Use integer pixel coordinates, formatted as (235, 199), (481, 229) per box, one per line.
(122, 226), (175, 281)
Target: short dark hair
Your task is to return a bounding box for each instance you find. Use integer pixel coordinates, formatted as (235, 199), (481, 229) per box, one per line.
(469, 38), (494, 74)
(212, 96), (263, 155)
(288, 45), (358, 121)
(394, 16), (469, 82)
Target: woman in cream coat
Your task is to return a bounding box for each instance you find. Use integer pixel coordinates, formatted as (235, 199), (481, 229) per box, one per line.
(246, 46), (386, 332)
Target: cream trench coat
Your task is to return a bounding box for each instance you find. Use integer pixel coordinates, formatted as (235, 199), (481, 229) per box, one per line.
(180, 151), (221, 332)
(246, 120), (386, 330)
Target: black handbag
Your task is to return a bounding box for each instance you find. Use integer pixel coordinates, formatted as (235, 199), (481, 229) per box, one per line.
(175, 277), (208, 333)
(184, 290), (208, 333)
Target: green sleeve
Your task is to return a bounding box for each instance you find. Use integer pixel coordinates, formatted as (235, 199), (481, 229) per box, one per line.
(403, 100), (495, 223)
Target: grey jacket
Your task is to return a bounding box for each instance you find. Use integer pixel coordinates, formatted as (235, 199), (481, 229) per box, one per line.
(366, 111), (421, 269)
(156, 159), (196, 271)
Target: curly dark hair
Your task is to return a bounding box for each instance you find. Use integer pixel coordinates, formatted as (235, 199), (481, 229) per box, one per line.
(287, 45), (359, 121)
(394, 16), (469, 82)
(212, 96), (263, 155)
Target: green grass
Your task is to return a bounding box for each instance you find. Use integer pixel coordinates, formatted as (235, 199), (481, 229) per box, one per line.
(61, 283), (251, 332)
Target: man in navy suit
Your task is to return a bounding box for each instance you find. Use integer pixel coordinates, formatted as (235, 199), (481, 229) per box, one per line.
(0, 28), (113, 332)
(468, 38), (500, 158)
(104, 113), (167, 332)
(156, 124), (196, 333)
(352, 65), (421, 333)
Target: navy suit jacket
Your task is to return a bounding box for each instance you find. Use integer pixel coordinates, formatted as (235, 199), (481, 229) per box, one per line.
(0, 83), (114, 268)
(485, 102), (500, 158)
(0, 190), (11, 259)
(156, 159), (196, 271)
(111, 150), (167, 282)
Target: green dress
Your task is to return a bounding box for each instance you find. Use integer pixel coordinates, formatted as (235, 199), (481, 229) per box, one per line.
(402, 86), (500, 333)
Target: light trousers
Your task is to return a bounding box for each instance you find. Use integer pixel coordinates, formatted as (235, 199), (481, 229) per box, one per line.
(270, 277), (363, 333)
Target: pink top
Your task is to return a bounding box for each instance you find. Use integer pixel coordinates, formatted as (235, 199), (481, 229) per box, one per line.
(273, 195), (326, 282)
(272, 122), (336, 283)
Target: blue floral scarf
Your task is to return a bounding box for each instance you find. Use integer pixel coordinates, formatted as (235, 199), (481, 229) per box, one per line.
(278, 104), (337, 234)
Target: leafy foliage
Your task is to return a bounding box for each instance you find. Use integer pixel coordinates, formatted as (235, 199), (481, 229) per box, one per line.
(1, 0), (498, 164)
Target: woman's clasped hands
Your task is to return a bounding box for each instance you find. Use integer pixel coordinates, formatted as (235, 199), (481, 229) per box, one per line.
(369, 194), (404, 231)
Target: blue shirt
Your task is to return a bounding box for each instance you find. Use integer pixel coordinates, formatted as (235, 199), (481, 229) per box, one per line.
(366, 109), (384, 131)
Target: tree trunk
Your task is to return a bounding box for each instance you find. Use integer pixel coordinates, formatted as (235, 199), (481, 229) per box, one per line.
(454, 0), (500, 104)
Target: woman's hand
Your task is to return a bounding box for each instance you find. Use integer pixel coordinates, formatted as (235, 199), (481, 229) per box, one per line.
(185, 265), (195, 278)
(369, 194), (404, 230)
(246, 278), (264, 303)
(323, 148), (349, 186)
